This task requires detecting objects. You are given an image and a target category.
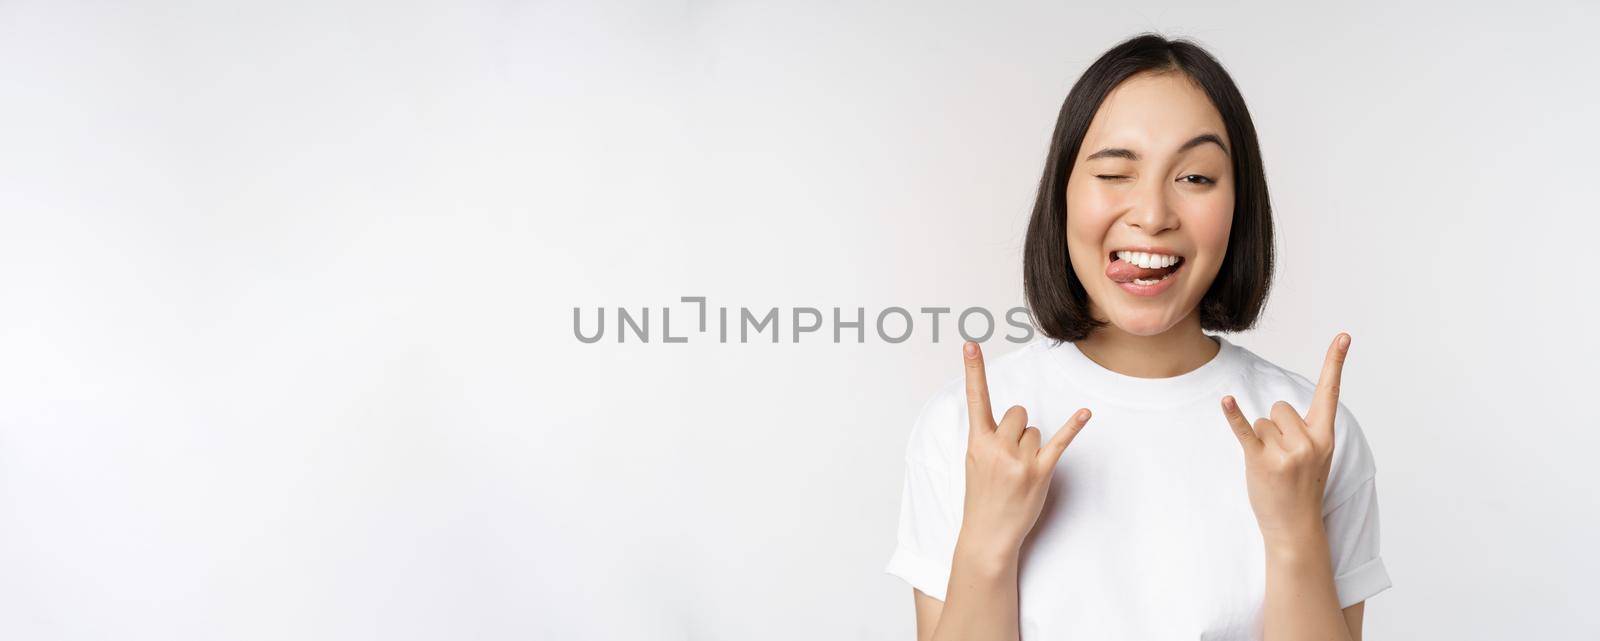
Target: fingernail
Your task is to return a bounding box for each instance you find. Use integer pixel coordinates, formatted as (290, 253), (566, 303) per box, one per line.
(1223, 396), (1236, 410)
(1338, 334), (1351, 351)
(964, 342), (977, 359)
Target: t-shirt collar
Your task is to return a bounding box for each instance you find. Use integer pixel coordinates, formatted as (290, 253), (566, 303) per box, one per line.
(1043, 333), (1245, 408)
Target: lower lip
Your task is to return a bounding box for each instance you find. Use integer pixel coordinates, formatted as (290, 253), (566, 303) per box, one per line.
(1113, 262), (1182, 297)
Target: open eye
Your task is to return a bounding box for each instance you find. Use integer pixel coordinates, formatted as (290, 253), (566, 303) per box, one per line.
(1178, 174), (1215, 185)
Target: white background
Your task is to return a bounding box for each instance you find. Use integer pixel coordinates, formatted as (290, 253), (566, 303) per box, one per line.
(2, 1), (1597, 639)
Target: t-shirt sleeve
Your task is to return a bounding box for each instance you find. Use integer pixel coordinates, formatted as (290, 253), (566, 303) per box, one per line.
(883, 389), (964, 602)
(1321, 405), (1394, 608)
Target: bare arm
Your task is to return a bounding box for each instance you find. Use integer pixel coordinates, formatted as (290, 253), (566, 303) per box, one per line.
(1222, 334), (1370, 641)
(1344, 601), (1365, 641)
(1262, 523), (1360, 641)
(907, 342), (1092, 641)
(912, 590), (943, 641)
(913, 539), (1021, 641)
(915, 548), (1365, 641)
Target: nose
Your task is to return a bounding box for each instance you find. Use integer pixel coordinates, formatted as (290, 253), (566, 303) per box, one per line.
(1122, 179), (1181, 235)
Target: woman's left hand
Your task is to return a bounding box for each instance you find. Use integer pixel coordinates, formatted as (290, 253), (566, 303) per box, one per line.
(1220, 332), (1351, 546)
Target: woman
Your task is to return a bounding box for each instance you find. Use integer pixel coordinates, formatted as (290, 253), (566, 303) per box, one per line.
(884, 34), (1392, 640)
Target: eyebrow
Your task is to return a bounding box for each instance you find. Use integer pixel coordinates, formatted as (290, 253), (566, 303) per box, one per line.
(1084, 133), (1229, 161)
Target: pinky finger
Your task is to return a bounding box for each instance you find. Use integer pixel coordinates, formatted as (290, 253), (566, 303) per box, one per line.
(1041, 408), (1091, 466)
(1220, 395), (1261, 452)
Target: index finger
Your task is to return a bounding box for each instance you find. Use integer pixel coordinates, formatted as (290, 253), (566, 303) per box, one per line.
(963, 341), (996, 436)
(1308, 332), (1350, 429)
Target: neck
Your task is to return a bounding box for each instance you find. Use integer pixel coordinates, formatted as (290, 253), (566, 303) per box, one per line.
(1074, 310), (1220, 379)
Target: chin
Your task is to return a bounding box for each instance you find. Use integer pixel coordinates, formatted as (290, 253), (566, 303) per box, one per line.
(1105, 309), (1182, 336)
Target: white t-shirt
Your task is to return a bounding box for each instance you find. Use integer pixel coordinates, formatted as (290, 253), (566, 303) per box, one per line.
(884, 334), (1391, 639)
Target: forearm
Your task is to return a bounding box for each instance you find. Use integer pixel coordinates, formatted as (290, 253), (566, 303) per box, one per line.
(931, 531), (1020, 641)
(1262, 521), (1352, 641)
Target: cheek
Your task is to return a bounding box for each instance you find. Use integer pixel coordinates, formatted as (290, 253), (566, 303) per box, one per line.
(1064, 183), (1119, 243)
(1178, 191), (1234, 257)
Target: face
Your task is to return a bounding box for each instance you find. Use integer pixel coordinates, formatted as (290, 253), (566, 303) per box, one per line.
(1064, 71), (1235, 337)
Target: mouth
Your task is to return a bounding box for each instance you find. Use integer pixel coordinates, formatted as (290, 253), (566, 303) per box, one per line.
(1105, 248), (1186, 296)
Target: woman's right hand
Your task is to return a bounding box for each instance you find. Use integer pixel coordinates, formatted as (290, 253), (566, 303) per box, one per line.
(956, 340), (1092, 559)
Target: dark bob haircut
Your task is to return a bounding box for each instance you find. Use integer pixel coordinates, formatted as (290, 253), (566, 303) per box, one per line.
(1022, 33), (1274, 343)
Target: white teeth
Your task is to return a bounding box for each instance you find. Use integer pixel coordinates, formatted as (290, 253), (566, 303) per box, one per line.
(1116, 250), (1181, 269)
(1132, 271), (1175, 286)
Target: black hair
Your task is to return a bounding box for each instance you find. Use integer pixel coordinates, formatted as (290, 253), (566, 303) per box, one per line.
(1022, 32), (1273, 342)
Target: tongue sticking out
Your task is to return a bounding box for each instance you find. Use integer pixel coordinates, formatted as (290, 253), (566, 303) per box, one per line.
(1106, 257), (1180, 284)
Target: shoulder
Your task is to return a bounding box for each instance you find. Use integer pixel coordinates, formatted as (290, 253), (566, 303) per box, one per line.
(900, 340), (1058, 466)
(1231, 344), (1325, 411)
(1232, 342), (1379, 509)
